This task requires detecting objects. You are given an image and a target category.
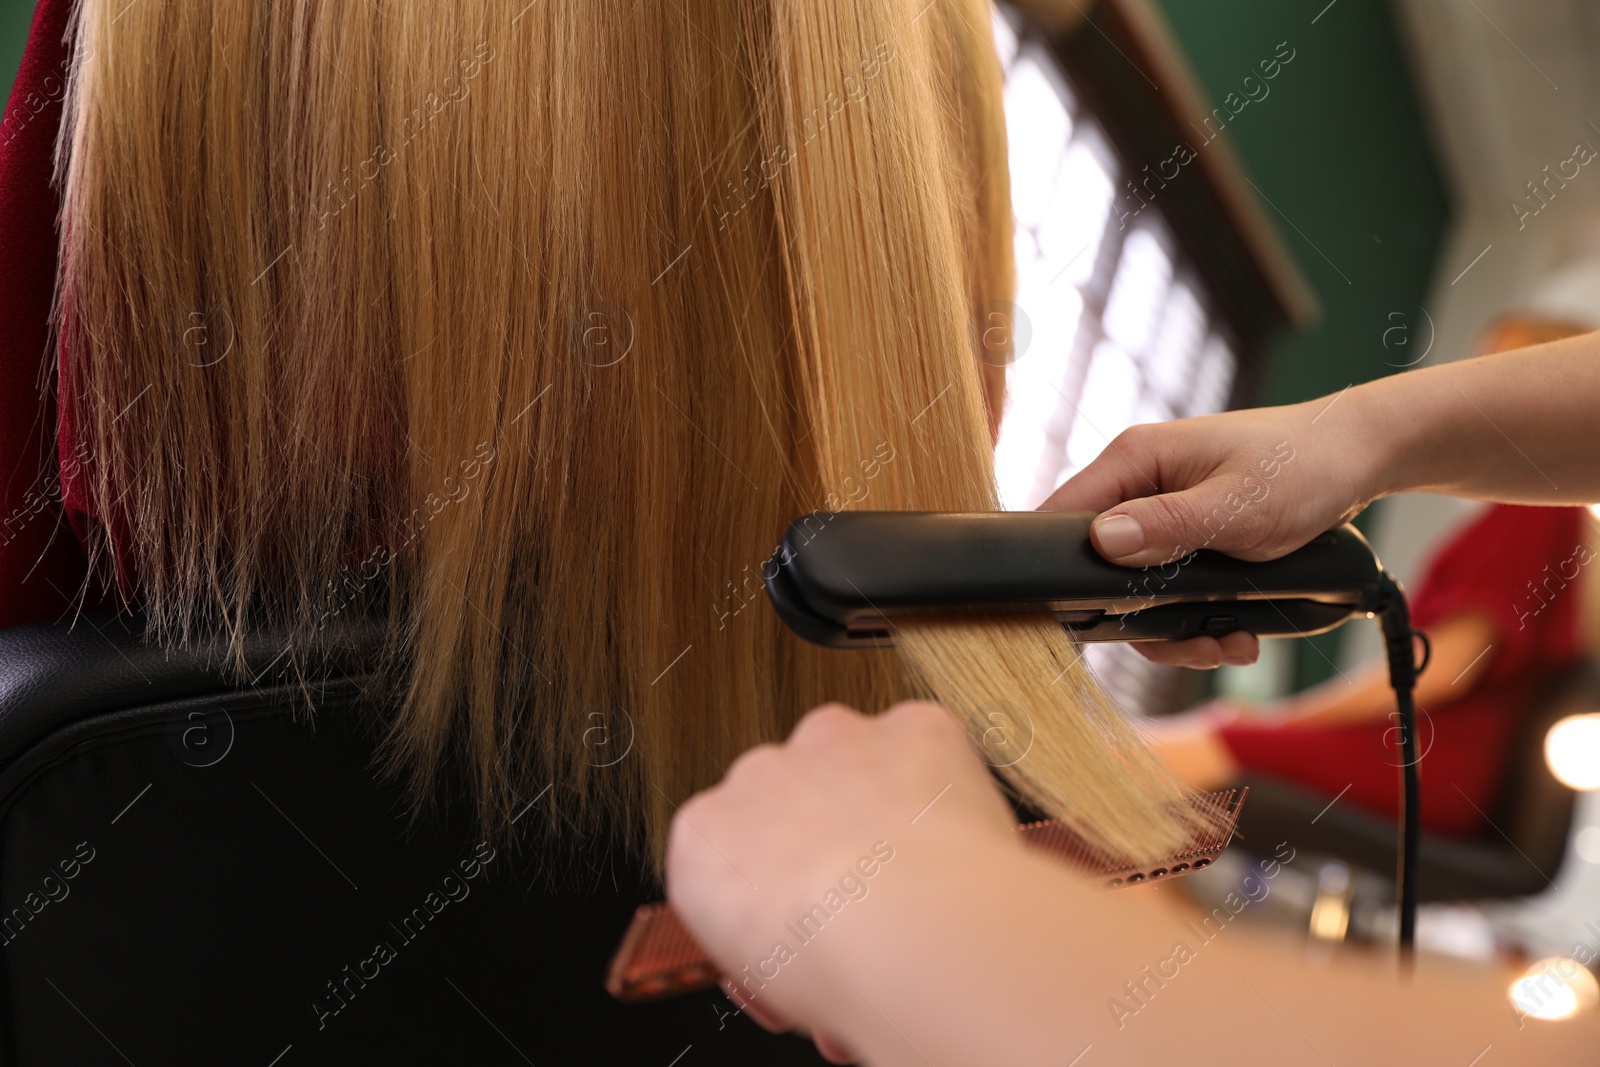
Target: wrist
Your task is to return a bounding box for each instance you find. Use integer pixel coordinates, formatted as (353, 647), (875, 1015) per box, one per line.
(1352, 380), (1402, 502)
(1354, 363), (1480, 501)
(1319, 376), (1416, 504)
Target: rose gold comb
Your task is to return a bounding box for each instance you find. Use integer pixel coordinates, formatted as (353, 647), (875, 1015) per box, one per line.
(606, 787), (1247, 1003)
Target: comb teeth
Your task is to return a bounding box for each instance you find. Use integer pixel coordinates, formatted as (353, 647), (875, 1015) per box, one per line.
(606, 787), (1247, 1003)
(1020, 787), (1247, 889)
(605, 902), (719, 1003)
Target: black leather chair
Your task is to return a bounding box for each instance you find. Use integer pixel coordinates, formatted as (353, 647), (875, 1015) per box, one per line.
(0, 614), (829, 1065)
(1231, 661), (1589, 903)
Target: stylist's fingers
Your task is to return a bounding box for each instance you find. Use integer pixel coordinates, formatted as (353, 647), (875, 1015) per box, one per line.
(1088, 485), (1270, 567)
(1042, 406), (1376, 567)
(1037, 422), (1173, 517)
(1041, 422), (1283, 567)
(721, 978), (789, 1032)
(720, 979), (857, 1063)
(812, 1031), (860, 1064)
(1131, 629), (1259, 668)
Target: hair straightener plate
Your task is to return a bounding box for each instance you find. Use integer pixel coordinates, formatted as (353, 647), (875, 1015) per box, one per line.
(765, 510), (1389, 648)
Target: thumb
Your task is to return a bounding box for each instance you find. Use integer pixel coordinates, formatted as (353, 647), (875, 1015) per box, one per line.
(1089, 489), (1223, 568)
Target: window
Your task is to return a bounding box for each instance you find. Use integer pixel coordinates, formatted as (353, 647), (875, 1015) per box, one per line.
(992, 6), (1238, 514)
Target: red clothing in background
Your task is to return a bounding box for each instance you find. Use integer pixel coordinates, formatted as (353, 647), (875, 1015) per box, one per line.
(0, 0), (93, 630)
(1219, 503), (1589, 836)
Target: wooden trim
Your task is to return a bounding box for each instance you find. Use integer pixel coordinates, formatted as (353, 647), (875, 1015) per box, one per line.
(1111, 0), (1319, 329)
(1004, 0), (1092, 33)
(1010, 0), (1319, 353)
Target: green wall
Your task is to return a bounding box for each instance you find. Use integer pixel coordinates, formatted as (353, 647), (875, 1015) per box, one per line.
(1, 0), (30, 105)
(1153, 0), (1452, 683)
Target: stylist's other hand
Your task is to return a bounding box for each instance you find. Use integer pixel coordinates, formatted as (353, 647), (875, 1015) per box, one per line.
(664, 701), (1018, 1061)
(1041, 398), (1380, 668)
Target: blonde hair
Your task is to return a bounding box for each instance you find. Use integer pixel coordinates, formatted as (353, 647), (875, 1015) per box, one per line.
(57, 0), (1195, 865)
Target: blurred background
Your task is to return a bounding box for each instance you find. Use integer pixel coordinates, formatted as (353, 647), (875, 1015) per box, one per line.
(979, 0), (1600, 1011)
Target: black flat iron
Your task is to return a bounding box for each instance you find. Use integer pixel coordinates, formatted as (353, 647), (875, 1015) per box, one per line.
(765, 510), (1388, 647)
(764, 510), (1427, 965)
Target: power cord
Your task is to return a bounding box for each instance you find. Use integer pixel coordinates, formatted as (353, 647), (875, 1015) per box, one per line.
(1374, 572), (1430, 971)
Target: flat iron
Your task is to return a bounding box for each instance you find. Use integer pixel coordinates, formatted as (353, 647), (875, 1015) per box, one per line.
(765, 510), (1390, 647)
(765, 510), (1426, 965)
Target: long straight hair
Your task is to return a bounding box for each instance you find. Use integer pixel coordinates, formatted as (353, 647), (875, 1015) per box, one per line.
(56, 0), (1195, 866)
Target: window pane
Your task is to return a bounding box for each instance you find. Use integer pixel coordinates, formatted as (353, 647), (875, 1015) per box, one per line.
(1065, 340), (1140, 473)
(1042, 142), (1113, 289)
(991, 5), (1020, 68)
(1004, 54), (1073, 229)
(1102, 228), (1172, 357)
(1146, 279), (1207, 401)
(994, 281), (1084, 509)
(1190, 334), (1237, 416)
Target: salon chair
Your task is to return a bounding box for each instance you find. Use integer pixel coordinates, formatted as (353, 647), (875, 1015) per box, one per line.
(0, 613), (828, 1066)
(1231, 661), (1590, 905)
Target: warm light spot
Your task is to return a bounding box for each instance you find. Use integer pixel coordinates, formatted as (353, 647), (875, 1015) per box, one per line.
(1545, 714), (1600, 790)
(1509, 958), (1600, 1021)
(1577, 825), (1600, 864)
(1308, 895), (1350, 942)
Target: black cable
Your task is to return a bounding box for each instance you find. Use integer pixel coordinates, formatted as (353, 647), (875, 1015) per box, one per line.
(1375, 573), (1422, 970)
(1413, 629), (1432, 676)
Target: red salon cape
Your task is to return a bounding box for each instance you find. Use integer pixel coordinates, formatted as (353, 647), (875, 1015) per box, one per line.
(0, 0), (94, 631)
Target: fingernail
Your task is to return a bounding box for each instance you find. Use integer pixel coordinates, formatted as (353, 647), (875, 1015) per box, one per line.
(1183, 659), (1217, 670)
(1094, 513), (1144, 558)
(1222, 655), (1254, 667)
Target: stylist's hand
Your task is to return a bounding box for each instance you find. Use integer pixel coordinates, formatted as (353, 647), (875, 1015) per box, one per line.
(665, 701), (1020, 1063)
(1041, 397), (1383, 667)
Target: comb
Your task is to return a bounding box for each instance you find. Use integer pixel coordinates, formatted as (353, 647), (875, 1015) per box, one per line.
(606, 786), (1246, 1003)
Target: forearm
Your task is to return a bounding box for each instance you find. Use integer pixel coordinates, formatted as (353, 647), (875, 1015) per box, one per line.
(810, 837), (1598, 1066)
(1350, 336), (1600, 504)
(1276, 619), (1490, 727)
(1273, 661), (1393, 727)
